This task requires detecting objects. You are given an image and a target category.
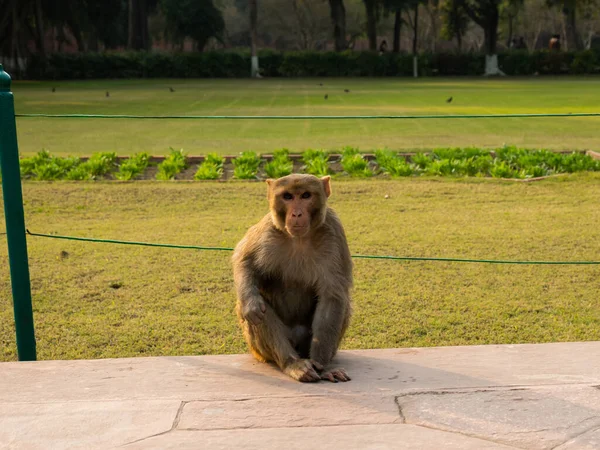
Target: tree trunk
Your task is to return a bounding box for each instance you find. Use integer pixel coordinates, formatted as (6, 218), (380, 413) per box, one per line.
(562, 0), (581, 50)
(364, 0), (377, 51)
(457, 32), (462, 51)
(328, 0), (347, 51)
(128, 0), (149, 50)
(34, 0), (46, 61)
(249, 0), (261, 77)
(506, 14), (513, 47)
(412, 4), (418, 77)
(483, 10), (498, 56)
(393, 10), (401, 53)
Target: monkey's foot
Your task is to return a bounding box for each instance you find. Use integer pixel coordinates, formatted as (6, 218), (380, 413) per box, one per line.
(284, 359), (321, 382)
(320, 367), (351, 383)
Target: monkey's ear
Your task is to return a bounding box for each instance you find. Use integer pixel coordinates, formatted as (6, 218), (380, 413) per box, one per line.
(321, 176), (331, 198)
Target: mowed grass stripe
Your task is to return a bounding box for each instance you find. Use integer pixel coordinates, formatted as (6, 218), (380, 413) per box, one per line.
(13, 78), (600, 156)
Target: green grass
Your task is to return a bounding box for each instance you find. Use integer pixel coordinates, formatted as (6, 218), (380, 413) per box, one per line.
(13, 78), (600, 156)
(2, 175), (600, 361)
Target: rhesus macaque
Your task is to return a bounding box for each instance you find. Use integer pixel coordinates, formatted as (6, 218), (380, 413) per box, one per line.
(232, 174), (353, 382)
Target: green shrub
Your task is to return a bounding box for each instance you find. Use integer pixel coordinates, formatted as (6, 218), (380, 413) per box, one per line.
(411, 152), (433, 170)
(264, 148), (293, 178)
(340, 147), (373, 177)
(20, 150), (81, 180)
(116, 152), (150, 180)
(194, 153), (225, 180)
(232, 151), (261, 179)
(157, 148), (187, 180)
(65, 165), (93, 180)
(490, 161), (517, 178)
(27, 49), (600, 80)
(80, 152), (118, 178)
(375, 149), (413, 176)
(302, 149), (331, 177)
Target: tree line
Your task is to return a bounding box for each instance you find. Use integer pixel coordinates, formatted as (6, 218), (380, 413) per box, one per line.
(2, 0), (599, 74)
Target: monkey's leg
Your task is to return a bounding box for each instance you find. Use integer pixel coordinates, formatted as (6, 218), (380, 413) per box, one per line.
(310, 299), (351, 382)
(244, 305), (321, 382)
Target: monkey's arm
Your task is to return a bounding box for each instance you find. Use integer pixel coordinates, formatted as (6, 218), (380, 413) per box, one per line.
(233, 256), (267, 326)
(309, 287), (350, 365)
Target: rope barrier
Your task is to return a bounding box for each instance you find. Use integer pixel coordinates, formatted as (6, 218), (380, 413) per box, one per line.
(24, 230), (600, 265)
(15, 112), (600, 120)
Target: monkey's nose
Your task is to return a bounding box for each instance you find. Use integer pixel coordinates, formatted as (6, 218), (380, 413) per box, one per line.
(292, 210), (303, 218)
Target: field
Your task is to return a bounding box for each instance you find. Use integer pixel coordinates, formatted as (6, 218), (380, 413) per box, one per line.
(2, 77), (600, 362)
(13, 77), (600, 156)
(1, 175), (600, 361)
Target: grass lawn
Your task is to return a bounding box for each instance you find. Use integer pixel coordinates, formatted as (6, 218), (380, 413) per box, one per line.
(13, 77), (600, 156)
(2, 175), (600, 361)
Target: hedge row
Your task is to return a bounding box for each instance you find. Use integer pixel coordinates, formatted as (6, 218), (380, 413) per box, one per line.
(25, 49), (600, 79)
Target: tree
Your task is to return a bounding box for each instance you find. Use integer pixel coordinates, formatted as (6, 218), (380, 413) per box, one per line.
(383, 0), (407, 52)
(454, 0), (504, 75)
(440, 0), (470, 50)
(362, 0), (379, 51)
(404, 0), (423, 76)
(501, 0), (521, 47)
(547, 0), (583, 49)
(160, 0), (225, 51)
(328, 0), (347, 50)
(129, 0), (150, 49)
(249, 0), (260, 77)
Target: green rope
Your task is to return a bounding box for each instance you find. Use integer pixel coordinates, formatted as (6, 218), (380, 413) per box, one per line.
(15, 113), (600, 120)
(25, 230), (600, 265)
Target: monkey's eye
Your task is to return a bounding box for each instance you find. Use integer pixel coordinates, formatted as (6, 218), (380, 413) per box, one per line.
(301, 192), (311, 199)
(282, 192), (293, 200)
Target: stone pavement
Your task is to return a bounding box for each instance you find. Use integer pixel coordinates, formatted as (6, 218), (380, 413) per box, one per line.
(1, 342), (600, 449)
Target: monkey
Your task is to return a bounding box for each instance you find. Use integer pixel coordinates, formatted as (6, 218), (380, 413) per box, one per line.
(232, 174), (353, 383)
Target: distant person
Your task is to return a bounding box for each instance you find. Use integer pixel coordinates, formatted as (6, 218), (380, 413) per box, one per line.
(379, 40), (388, 55)
(516, 37), (527, 50)
(549, 34), (561, 51)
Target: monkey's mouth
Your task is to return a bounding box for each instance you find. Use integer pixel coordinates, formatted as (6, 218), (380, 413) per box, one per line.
(287, 225), (309, 237)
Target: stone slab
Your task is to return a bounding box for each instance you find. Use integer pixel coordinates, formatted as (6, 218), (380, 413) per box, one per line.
(1, 342), (599, 404)
(397, 385), (600, 450)
(177, 395), (401, 430)
(556, 425), (600, 450)
(0, 400), (181, 450)
(125, 424), (516, 449)
(1, 342), (600, 449)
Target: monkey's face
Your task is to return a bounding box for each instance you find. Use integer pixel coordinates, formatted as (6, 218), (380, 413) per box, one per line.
(266, 174), (331, 238)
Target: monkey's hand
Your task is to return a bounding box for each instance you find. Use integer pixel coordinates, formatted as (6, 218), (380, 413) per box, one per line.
(319, 367), (351, 383)
(241, 297), (266, 326)
(284, 359), (321, 382)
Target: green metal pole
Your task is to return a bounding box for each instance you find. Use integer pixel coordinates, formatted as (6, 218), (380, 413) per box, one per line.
(0, 64), (37, 361)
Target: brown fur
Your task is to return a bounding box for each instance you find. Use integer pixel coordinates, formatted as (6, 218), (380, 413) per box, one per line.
(232, 174), (353, 382)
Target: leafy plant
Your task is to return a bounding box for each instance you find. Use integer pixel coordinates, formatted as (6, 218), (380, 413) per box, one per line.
(79, 152), (118, 178)
(411, 152), (433, 170)
(65, 165), (93, 181)
(20, 150), (80, 180)
(194, 153), (225, 180)
(375, 149), (413, 177)
(490, 161), (517, 178)
(116, 152), (150, 181)
(340, 146), (373, 177)
(302, 149), (331, 177)
(232, 151), (261, 179)
(264, 148), (293, 178)
(157, 148), (187, 180)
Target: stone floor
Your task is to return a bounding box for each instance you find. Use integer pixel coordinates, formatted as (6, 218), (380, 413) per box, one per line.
(1, 341), (600, 449)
